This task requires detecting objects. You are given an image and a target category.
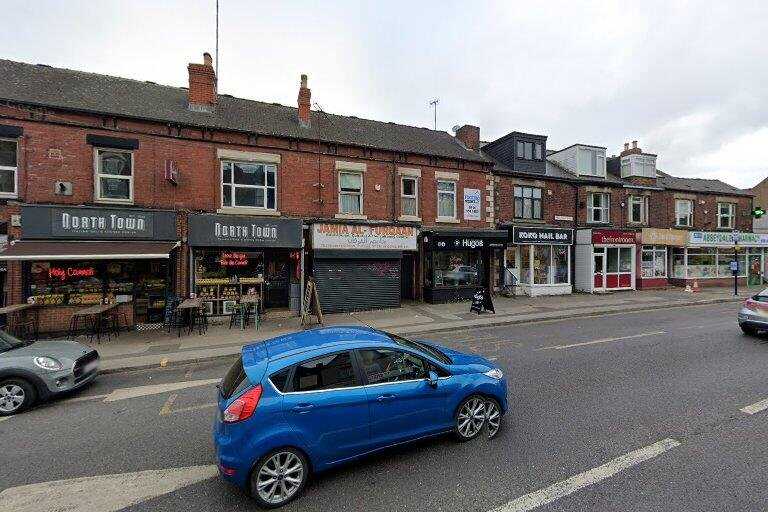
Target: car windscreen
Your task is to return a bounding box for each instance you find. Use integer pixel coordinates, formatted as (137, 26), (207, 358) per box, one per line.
(753, 289), (768, 302)
(220, 356), (249, 399)
(0, 330), (26, 353)
(386, 331), (452, 364)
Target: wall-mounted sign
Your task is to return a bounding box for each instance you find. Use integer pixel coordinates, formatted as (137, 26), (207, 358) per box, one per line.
(219, 251), (249, 266)
(21, 205), (177, 241)
(188, 214), (303, 248)
(512, 226), (573, 245)
(164, 159), (179, 185)
(463, 189), (482, 221)
(592, 229), (638, 245)
(425, 230), (508, 251)
(47, 266), (96, 281)
(641, 228), (688, 247)
(554, 215), (574, 222)
(689, 231), (768, 246)
(312, 223), (418, 251)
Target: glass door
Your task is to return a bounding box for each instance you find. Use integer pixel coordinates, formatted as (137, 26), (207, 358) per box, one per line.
(748, 253), (762, 286)
(593, 249), (605, 290)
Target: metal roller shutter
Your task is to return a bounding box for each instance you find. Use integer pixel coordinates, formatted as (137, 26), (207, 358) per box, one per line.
(314, 259), (401, 313)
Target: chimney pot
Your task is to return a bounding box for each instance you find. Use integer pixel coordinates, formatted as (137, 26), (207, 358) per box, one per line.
(297, 74), (311, 128)
(455, 125), (480, 151)
(203, 52), (213, 67)
(624, 142), (630, 151)
(632, 140), (638, 149)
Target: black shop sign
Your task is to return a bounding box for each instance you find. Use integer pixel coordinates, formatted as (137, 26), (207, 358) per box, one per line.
(512, 226), (573, 245)
(188, 214), (303, 248)
(22, 205), (177, 240)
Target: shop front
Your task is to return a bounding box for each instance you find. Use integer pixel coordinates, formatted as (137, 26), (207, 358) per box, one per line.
(637, 228), (689, 289)
(575, 229), (637, 292)
(670, 231), (768, 287)
(421, 229), (508, 303)
(0, 205), (179, 333)
(187, 214), (304, 316)
(310, 223), (418, 313)
(505, 226), (573, 296)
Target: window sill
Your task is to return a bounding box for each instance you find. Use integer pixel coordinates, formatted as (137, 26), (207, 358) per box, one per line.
(513, 217), (545, 223)
(436, 217), (460, 224)
(95, 198), (133, 205)
(0, 193), (19, 200)
(216, 207), (281, 216)
(398, 215), (421, 222)
(335, 213), (367, 220)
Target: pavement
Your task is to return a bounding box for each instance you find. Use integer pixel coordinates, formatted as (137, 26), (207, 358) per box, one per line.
(2, 302), (767, 511)
(58, 285), (756, 373)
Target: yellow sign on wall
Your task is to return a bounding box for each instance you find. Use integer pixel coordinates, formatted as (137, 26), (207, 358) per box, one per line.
(640, 228), (689, 246)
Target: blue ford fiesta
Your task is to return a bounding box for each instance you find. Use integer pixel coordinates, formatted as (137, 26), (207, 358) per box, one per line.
(213, 326), (507, 508)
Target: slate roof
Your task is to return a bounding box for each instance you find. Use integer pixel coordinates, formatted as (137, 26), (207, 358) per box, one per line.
(0, 59), (487, 163)
(656, 171), (752, 196)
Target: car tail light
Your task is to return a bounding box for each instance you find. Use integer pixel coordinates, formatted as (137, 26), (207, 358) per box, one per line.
(223, 385), (263, 423)
(744, 299), (759, 312)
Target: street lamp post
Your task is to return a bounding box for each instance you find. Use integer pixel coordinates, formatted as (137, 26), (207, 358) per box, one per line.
(732, 230), (740, 296)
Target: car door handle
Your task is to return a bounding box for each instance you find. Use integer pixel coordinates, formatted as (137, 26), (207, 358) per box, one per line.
(376, 394), (396, 402)
(291, 404), (314, 414)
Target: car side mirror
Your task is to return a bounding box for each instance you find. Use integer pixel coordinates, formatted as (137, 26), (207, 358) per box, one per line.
(427, 370), (438, 388)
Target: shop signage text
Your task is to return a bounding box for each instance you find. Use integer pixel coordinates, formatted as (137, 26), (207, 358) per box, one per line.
(463, 189), (482, 221)
(512, 227), (573, 245)
(312, 223), (418, 251)
(436, 238), (485, 249)
(215, 222), (277, 241)
(592, 229), (637, 245)
(641, 228), (688, 247)
(689, 231), (768, 247)
(219, 252), (249, 266)
(48, 266), (96, 281)
(188, 214), (303, 248)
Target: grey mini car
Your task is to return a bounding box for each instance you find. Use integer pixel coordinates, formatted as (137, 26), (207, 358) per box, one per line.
(0, 330), (99, 415)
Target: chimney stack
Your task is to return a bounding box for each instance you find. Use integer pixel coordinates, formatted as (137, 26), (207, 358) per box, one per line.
(624, 142), (630, 151)
(187, 52), (216, 112)
(632, 140), (638, 149)
(620, 140), (642, 157)
(297, 74), (311, 128)
(455, 125), (480, 151)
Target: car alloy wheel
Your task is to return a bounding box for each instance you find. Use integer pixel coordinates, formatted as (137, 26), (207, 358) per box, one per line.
(252, 449), (307, 508)
(456, 396), (487, 440)
(0, 384), (26, 414)
(485, 399), (502, 438)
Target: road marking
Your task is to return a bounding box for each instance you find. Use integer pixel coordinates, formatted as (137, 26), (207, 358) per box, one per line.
(159, 394), (179, 416)
(536, 331), (666, 351)
(489, 438), (680, 512)
(63, 394), (108, 404)
(740, 398), (768, 415)
(102, 378), (220, 403)
(170, 402), (218, 415)
(0, 465), (218, 512)
(0, 416), (11, 423)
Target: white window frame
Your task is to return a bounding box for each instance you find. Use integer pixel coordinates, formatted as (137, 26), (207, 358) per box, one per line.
(641, 245), (667, 278)
(587, 192), (610, 223)
(436, 179), (457, 221)
(339, 171), (364, 215)
(0, 137), (19, 198)
(220, 160), (278, 211)
(676, 199), (693, 227)
(94, 148), (134, 204)
(577, 148), (606, 177)
(628, 195), (647, 224)
(717, 202), (735, 229)
(400, 176), (418, 218)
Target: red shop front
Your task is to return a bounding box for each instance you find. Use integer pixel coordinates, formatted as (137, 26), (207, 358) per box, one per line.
(575, 229), (638, 292)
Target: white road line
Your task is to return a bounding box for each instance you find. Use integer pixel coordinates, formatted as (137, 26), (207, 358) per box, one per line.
(740, 398), (768, 415)
(0, 465), (218, 512)
(0, 416), (11, 423)
(536, 331), (666, 351)
(102, 378), (220, 403)
(62, 394), (108, 404)
(489, 438), (681, 512)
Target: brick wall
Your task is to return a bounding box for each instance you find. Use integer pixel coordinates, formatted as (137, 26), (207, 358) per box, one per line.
(495, 175), (576, 227)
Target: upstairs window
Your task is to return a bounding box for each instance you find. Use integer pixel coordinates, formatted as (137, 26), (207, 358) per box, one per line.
(437, 180), (457, 219)
(577, 148), (605, 176)
(516, 141), (543, 161)
(514, 186), (542, 219)
(588, 192), (610, 223)
(0, 138), (18, 197)
(676, 199), (693, 227)
(339, 171), (363, 214)
(95, 148), (133, 202)
(221, 161), (277, 210)
(401, 177), (418, 217)
(628, 195), (648, 224)
(717, 202), (735, 229)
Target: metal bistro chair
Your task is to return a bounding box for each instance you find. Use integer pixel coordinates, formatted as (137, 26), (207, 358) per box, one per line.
(192, 305), (208, 335)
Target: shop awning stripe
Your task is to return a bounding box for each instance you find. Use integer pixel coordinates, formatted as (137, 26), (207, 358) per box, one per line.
(0, 241), (179, 260)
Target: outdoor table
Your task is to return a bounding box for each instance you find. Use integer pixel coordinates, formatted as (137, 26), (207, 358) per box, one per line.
(239, 295), (261, 330)
(70, 302), (119, 343)
(0, 303), (39, 340)
(174, 298), (203, 336)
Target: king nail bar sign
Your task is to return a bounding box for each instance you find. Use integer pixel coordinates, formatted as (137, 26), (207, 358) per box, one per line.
(22, 205), (177, 240)
(512, 226), (573, 245)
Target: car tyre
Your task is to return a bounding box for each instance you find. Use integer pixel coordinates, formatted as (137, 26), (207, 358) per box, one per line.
(455, 395), (487, 441)
(485, 398), (503, 439)
(0, 378), (36, 416)
(250, 447), (309, 509)
(740, 324), (758, 336)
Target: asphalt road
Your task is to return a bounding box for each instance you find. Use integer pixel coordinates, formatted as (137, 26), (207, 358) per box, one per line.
(2, 302), (768, 512)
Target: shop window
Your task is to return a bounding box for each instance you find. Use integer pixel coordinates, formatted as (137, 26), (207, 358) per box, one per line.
(401, 177), (418, 217)
(519, 245), (531, 284)
(221, 161), (277, 210)
(514, 186), (542, 220)
(619, 247), (633, 273)
(95, 148), (133, 203)
(428, 250), (482, 288)
(587, 193), (610, 223)
(607, 247), (619, 273)
(553, 245), (569, 284)
(641, 245), (667, 278)
(437, 180), (457, 219)
(717, 202), (735, 229)
(687, 248), (717, 278)
(716, 249), (746, 278)
(675, 199), (693, 227)
(628, 195), (648, 224)
(672, 248), (686, 278)
(533, 245), (551, 285)
(339, 171), (363, 214)
(516, 141), (543, 161)
(0, 138), (18, 197)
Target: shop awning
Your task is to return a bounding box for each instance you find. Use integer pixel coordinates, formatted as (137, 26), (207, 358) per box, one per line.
(0, 241), (180, 260)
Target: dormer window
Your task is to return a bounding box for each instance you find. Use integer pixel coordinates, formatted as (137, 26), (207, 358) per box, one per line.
(621, 154), (656, 178)
(577, 147), (606, 177)
(516, 141), (543, 161)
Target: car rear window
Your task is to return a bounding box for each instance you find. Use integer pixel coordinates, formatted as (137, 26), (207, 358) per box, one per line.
(269, 368), (291, 392)
(220, 356), (248, 399)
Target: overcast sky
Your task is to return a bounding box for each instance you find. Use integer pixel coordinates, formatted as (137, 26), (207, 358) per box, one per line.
(3, 1), (767, 188)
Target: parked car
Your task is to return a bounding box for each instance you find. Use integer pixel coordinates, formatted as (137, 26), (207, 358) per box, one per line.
(213, 326), (507, 509)
(738, 288), (768, 335)
(0, 330), (99, 415)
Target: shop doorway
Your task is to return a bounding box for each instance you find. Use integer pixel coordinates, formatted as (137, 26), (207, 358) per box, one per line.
(749, 254), (762, 286)
(593, 251), (605, 290)
(401, 253), (415, 301)
(594, 247), (634, 290)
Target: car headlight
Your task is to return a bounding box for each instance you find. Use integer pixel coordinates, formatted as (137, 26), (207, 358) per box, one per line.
(484, 368), (503, 380)
(33, 356), (64, 371)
